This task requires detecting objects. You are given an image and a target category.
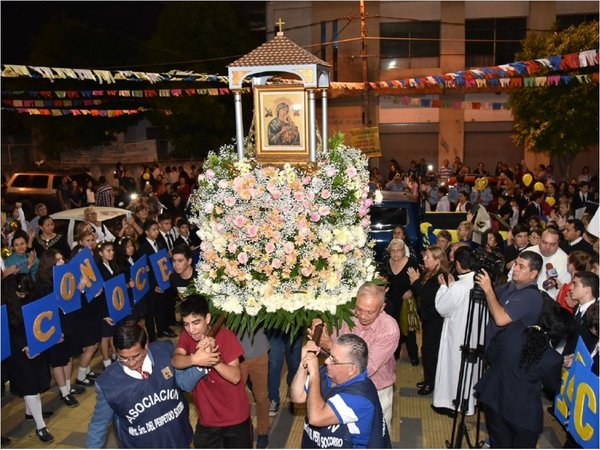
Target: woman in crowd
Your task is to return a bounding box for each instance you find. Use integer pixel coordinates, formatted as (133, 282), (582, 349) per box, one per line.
(435, 230), (452, 258)
(72, 230), (102, 387)
(392, 225), (417, 264)
(85, 179), (96, 206)
(383, 238), (419, 365)
(3, 273), (54, 442)
(387, 159), (401, 181)
(68, 180), (83, 209)
(407, 246), (450, 396)
(4, 230), (38, 280)
(473, 229), (506, 287)
(475, 303), (574, 448)
(529, 227), (543, 247)
(34, 249), (84, 407)
(32, 216), (70, 259)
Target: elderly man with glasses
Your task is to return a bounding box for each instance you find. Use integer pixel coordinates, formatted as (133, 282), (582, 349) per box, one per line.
(308, 282), (399, 430)
(290, 334), (391, 449)
(87, 322), (194, 449)
(83, 207), (116, 243)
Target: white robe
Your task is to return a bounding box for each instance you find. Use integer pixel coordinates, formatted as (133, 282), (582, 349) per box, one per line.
(433, 272), (485, 415)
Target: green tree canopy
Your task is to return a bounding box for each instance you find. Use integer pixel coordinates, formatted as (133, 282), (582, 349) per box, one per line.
(509, 21), (599, 178)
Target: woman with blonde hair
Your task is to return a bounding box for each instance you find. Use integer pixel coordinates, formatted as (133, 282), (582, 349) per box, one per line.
(407, 245), (450, 395)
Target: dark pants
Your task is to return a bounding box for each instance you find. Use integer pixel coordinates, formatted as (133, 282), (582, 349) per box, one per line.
(396, 330), (419, 363)
(484, 405), (539, 448)
(267, 330), (302, 402)
(194, 417), (253, 449)
(421, 318), (443, 386)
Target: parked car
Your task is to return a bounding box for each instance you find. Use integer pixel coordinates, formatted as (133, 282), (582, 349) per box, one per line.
(50, 206), (130, 247)
(4, 171), (96, 218)
(368, 190), (423, 264)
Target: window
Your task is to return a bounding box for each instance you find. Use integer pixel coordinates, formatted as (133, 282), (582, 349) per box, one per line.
(11, 174), (49, 189)
(466, 18), (527, 67)
(556, 14), (599, 31)
(380, 21), (440, 69)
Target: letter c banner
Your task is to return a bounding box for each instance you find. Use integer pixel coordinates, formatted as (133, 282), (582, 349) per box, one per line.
(21, 293), (62, 355)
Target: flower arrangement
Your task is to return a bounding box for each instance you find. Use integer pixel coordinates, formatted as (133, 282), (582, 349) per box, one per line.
(188, 134), (377, 336)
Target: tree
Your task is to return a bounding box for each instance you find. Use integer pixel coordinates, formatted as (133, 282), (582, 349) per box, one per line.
(509, 21), (599, 179)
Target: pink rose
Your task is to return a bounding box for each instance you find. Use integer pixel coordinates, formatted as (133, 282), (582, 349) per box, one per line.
(358, 207), (368, 217)
(237, 252), (249, 264)
(364, 198), (373, 208)
(205, 169), (215, 179)
(218, 179), (228, 189)
(204, 203), (214, 214)
(321, 189), (331, 200)
(301, 267), (312, 277)
(216, 223), (225, 233)
(283, 242), (295, 255)
(265, 242), (275, 254)
(225, 196), (236, 207)
(310, 212), (321, 222)
(326, 167), (336, 177)
(346, 167), (357, 177)
(294, 192), (304, 202)
(302, 176), (312, 185)
(271, 191), (282, 200)
(228, 243), (238, 253)
(272, 258), (282, 269)
(233, 215), (246, 228)
(361, 217), (370, 228)
(247, 225), (258, 238)
(343, 244), (353, 253)
(318, 206), (331, 216)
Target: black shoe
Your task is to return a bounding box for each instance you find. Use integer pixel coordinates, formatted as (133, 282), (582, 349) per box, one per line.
(410, 359), (420, 367)
(75, 377), (94, 387)
(256, 434), (269, 449)
(431, 405), (456, 418)
(416, 380), (426, 388)
(35, 427), (54, 443)
(418, 385), (434, 396)
(25, 411), (53, 421)
(86, 371), (99, 379)
(62, 394), (79, 407)
(1, 436), (11, 446)
(70, 386), (85, 395)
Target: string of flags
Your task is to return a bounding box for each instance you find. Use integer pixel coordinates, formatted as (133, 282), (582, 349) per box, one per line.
(386, 96), (510, 110)
(0, 65), (229, 84)
(0, 107), (165, 117)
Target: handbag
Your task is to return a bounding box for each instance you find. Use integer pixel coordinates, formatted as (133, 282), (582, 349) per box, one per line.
(400, 296), (421, 335)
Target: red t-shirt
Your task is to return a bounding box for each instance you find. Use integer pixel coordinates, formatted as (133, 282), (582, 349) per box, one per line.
(177, 327), (250, 427)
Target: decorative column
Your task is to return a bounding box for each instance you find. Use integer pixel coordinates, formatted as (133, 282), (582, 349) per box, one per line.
(308, 89), (316, 162)
(233, 90), (245, 160)
(321, 89), (328, 153)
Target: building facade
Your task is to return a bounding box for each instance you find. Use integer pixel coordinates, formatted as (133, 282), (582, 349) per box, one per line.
(266, 1), (599, 175)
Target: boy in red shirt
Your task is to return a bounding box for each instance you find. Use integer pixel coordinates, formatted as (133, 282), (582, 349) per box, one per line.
(172, 295), (252, 448)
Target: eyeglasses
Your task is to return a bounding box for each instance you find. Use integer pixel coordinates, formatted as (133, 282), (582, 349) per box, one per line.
(117, 348), (147, 364)
(355, 306), (378, 317)
(325, 354), (355, 366)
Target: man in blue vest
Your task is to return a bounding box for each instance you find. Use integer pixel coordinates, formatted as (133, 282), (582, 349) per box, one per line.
(86, 322), (193, 448)
(290, 334), (391, 449)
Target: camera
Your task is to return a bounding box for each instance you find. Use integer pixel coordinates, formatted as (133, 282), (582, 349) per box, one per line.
(470, 256), (496, 304)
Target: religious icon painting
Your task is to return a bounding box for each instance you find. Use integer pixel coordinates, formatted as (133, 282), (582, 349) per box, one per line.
(254, 86), (309, 164)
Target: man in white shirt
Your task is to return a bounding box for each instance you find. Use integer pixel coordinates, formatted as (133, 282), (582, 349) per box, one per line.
(83, 207), (116, 243)
(509, 228), (569, 300)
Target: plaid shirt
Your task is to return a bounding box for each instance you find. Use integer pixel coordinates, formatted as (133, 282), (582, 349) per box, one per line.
(95, 183), (114, 207)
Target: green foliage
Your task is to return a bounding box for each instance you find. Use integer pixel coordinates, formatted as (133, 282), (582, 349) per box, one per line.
(509, 21), (599, 172)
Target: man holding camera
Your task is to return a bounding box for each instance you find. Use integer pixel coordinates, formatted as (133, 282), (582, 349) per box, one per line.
(475, 251), (544, 348)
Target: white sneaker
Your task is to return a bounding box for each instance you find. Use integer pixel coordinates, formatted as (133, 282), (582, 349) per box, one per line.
(268, 400), (280, 417)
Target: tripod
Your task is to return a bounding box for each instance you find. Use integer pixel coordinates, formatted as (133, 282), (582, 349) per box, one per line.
(446, 286), (489, 449)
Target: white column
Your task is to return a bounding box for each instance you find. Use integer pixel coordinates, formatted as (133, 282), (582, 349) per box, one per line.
(233, 90), (245, 160)
(321, 89), (328, 153)
(308, 89), (316, 162)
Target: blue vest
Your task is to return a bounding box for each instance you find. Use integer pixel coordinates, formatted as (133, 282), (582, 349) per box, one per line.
(301, 369), (391, 449)
(96, 341), (193, 448)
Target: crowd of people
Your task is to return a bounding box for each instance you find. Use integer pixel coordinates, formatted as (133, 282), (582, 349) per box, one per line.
(0, 155), (598, 449)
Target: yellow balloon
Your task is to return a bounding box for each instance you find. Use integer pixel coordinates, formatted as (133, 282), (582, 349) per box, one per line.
(546, 196), (556, 207)
(142, 172), (151, 181)
(1, 247), (12, 259)
(534, 182), (545, 192)
(522, 173), (533, 186)
(8, 220), (19, 232)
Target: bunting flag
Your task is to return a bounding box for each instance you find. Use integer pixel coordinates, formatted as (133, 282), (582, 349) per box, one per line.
(1, 86), (250, 100)
(1, 65), (229, 84)
(1, 107), (156, 116)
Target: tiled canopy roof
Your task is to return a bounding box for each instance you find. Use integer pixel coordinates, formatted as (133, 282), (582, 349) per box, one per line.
(228, 33), (331, 67)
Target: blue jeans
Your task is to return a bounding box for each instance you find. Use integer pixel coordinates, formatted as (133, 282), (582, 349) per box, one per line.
(267, 330), (302, 402)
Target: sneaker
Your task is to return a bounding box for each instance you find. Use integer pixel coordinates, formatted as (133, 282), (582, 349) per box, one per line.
(75, 377), (94, 387)
(268, 400), (280, 417)
(35, 427), (54, 443)
(256, 434), (269, 449)
(62, 394), (79, 407)
(70, 386), (85, 395)
(25, 411), (53, 421)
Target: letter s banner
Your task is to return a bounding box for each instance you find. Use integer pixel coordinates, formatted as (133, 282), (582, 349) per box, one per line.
(103, 273), (132, 323)
(21, 293), (62, 355)
(149, 249), (172, 291)
(53, 262), (82, 314)
(131, 255), (150, 303)
(1, 305), (10, 360)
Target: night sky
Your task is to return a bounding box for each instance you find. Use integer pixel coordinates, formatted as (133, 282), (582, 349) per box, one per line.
(1, 1), (167, 64)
